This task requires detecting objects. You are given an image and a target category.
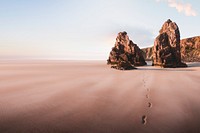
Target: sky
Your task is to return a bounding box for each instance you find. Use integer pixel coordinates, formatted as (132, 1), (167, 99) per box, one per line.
(0, 0), (199, 60)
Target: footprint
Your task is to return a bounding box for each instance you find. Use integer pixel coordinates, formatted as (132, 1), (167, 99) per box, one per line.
(142, 115), (147, 125)
(146, 94), (149, 99)
(148, 102), (152, 108)
(147, 88), (150, 92)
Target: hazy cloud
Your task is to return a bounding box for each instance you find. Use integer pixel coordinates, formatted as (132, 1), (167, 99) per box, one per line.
(156, 0), (197, 16)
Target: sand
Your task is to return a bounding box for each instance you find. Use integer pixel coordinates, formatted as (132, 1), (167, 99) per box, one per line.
(0, 60), (200, 133)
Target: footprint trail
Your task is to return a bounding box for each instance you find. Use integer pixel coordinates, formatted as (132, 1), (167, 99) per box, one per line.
(141, 71), (153, 125)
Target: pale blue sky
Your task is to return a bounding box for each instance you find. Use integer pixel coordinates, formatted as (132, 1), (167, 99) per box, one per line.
(0, 0), (199, 60)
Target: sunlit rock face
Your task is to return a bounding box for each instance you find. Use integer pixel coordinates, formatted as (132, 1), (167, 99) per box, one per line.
(152, 19), (187, 68)
(107, 31), (147, 70)
(180, 36), (200, 62)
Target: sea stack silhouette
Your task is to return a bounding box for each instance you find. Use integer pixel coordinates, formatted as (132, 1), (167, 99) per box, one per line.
(107, 31), (147, 70)
(152, 19), (187, 68)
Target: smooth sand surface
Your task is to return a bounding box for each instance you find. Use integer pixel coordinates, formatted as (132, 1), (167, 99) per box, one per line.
(0, 60), (200, 133)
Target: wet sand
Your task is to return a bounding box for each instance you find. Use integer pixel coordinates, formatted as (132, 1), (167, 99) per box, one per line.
(0, 60), (200, 133)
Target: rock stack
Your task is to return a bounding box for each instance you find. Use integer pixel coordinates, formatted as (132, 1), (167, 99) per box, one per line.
(107, 32), (147, 70)
(152, 19), (187, 67)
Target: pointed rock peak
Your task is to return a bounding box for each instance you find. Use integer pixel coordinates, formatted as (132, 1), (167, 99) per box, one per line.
(116, 31), (130, 45)
(159, 19), (179, 34)
(119, 31), (127, 36)
(166, 19), (172, 23)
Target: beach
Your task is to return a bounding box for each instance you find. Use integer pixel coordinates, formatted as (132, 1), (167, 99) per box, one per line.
(0, 60), (200, 133)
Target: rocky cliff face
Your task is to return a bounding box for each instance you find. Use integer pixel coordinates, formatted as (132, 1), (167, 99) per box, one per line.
(142, 36), (200, 62)
(141, 47), (153, 61)
(107, 32), (147, 70)
(180, 36), (200, 62)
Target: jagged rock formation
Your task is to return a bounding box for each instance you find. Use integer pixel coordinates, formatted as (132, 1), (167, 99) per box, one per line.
(181, 36), (200, 62)
(107, 32), (147, 70)
(152, 19), (187, 67)
(142, 36), (200, 62)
